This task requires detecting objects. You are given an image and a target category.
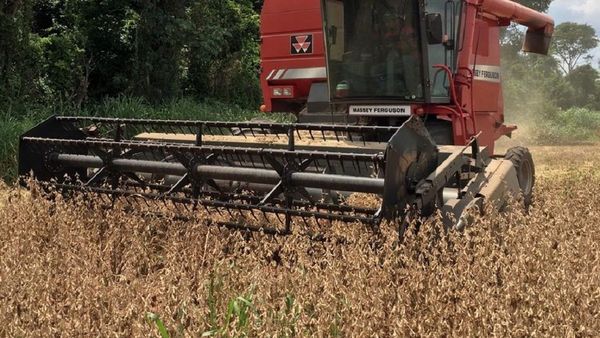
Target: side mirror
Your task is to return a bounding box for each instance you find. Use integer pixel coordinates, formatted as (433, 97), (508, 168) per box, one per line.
(426, 13), (444, 45)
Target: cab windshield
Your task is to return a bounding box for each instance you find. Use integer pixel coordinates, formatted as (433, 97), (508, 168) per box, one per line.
(323, 0), (424, 100)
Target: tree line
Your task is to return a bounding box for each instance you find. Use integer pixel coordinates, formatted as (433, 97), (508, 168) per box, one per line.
(503, 21), (600, 116)
(0, 0), (263, 109)
(0, 0), (598, 114)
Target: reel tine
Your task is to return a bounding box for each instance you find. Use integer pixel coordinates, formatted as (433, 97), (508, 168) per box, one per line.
(97, 192), (108, 206)
(249, 209), (259, 222)
(237, 207), (249, 221)
(110, 193), (118, 208)
(275, 212), (284, 224)
(138, 124), (149, 139)
(142, 196), (153, 209)
(248, 153), (257, 168)
(314, 159), (321, 173)
(225, 206), (235, 219)
(182, 202), (192, 213)
(174, 202), (187, 216)
(169, 197), (179, 208)
(235, 153), (244, 167)
(301, 216), (310, 229)
(325, 158), (333, 173)
(260, 154), (267, 169)
(314, 216), (322, 229)
(136, 196), (145, 209)
(121, 194), (133, 208)
(261, 210), (268, 222)
(350, 159), (358, 174)
(339, 158), (346, 173)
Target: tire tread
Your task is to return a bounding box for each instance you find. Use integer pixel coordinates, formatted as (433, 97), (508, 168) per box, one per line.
(505, 146), (535, 206)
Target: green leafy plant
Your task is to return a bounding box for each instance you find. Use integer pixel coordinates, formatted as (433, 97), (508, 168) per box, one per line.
(202, 279), (255, 338)
(274, 294), (302, 337)
(534, 108), (600, 144)
(146, 312), (171, 338)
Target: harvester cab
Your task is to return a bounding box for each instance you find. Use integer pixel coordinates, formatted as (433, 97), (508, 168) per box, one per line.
(19, 0), (553, 236)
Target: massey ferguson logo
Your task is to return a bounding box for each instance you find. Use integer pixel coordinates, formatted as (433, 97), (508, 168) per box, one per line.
(291, 34), (313, 54)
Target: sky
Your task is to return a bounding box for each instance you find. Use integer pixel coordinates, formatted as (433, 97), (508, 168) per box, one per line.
(549, 0), (600, 67)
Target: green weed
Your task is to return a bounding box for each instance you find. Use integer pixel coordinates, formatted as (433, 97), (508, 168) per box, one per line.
(146, 312), (171, 338)
(203, 273), (256, 338)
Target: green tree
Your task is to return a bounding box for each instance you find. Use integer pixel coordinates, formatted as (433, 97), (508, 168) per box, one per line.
(514, 0), (553, 12)
(187, 0), (260, 106)
(0, 0), (38, 103)
(552, 22), (599, 74)
(73, 0), (138, 99)
(27, 1), (88, 107)
(0, 0), (266, 108)
(134, 0), (188, 102)
(564, 65), (599, 108)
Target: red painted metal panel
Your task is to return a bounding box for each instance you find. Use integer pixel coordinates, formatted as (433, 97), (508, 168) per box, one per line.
(260, 0), (326, 113)
(477, 0), (554, 32)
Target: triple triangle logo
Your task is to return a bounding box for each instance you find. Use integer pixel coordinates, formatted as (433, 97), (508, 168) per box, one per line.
(291, 34), (313, 54)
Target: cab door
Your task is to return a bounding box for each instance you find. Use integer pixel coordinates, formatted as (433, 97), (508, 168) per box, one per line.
(424, 0), (462, 103)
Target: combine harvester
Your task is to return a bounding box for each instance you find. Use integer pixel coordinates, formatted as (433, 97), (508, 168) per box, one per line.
(19, 0), (553, 236)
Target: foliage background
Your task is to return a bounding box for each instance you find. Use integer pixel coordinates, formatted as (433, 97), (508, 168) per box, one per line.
(0, 0), (264, 107)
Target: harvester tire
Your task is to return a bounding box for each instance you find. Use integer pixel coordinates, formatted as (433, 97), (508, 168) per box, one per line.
(505, 146), (535, 207)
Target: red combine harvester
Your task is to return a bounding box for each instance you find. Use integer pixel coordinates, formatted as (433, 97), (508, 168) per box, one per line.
(19, 0), (554, 235)
(261, 0), (553, 153)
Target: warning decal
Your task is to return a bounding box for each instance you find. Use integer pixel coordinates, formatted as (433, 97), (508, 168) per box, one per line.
(291, 35), (313, 54)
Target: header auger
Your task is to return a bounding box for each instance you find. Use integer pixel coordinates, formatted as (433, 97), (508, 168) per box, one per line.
(19, 0), (553, 237)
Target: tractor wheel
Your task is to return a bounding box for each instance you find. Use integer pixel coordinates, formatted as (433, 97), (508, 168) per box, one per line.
(505, 146), (535, 207)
